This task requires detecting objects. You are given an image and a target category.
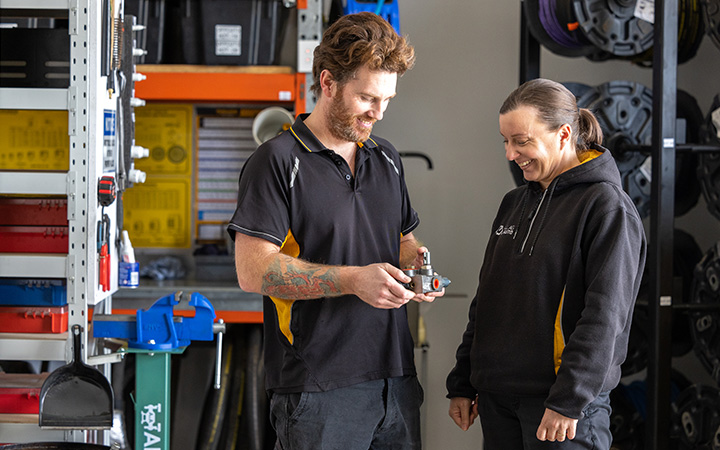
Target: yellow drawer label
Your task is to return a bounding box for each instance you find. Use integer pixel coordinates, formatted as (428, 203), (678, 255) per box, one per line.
(0, 110), (69, 171)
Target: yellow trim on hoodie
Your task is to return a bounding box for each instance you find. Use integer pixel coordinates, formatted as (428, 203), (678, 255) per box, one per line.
(551, 148), (599, 371)
(271, 230), (301, 345)
(554, 288), (566, 374)
(579, 149), (603, 164)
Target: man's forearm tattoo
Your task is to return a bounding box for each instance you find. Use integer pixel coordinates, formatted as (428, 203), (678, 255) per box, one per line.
(262, 259), (341, 299)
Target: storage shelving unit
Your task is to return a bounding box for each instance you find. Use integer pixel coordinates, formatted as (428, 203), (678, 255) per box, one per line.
(133, 0), (323, 112)
(114, 0), (324, 325)
(0, 0), (119, 444)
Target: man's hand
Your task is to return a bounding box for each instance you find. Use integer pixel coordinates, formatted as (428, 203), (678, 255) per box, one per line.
(347, 263), (416, 309)
(448, 397), (478, 431)
(536, 408), (578, 442)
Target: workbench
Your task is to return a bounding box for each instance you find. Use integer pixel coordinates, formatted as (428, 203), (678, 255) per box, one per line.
(111, 279), (263, 324)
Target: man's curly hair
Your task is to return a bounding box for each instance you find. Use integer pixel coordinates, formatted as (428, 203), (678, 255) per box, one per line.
(310, 12), (415, 96)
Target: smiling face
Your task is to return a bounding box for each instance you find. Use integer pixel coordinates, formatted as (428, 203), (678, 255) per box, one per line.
(500, 106), (576, 189)
(325, 65), (397, 143)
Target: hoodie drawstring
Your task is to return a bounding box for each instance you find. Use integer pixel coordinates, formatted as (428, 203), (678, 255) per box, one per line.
(520, 178), (559, 256)
(513, 189), (530, 241)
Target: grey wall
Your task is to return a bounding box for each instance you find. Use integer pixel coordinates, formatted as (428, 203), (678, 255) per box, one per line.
(372, 2), (720, 449)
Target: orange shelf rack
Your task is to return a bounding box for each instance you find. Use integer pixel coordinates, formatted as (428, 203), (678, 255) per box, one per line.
(135, 65), (308, 115)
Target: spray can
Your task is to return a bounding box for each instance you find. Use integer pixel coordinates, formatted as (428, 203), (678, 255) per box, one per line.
(119, 230), (139, 288)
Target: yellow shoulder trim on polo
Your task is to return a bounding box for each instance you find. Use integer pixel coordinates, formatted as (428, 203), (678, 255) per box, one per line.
(270, 229), (301, 345)
(290, 126), (313, 153)
(553, 288), (566, 374)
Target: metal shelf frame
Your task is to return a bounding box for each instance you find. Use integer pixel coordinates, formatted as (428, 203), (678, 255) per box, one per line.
(519, 1), (681, 448)
(0, 0), (116, 444)
(0, 0), (70, 9)
(0, 0), (113, 344)
(0, 173), (68, 196)
(0, 332), (68, 361)
(0, 254), (68, 279)
(0, 88), (68, 110)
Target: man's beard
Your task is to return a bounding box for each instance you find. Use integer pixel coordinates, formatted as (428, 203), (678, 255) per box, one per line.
(326, 90), (375, 143)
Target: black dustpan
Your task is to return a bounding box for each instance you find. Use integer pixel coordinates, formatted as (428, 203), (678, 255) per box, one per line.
(39, 324), (114, 429)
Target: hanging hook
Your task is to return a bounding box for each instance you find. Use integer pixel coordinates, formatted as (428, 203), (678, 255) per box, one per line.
(399, 152), (434, 170)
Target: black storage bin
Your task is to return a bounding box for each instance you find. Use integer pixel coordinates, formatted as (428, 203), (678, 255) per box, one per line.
(199, 0), (289, 65)
(124, 0), (166, 64)
(163, 0), (203, 64)
(0, 28), (69, 88)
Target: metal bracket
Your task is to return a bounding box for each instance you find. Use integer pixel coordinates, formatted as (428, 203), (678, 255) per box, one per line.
(65, 254), (76, 303)
(68, 0), (79, 36)
(66, 171), (77, 220)
(87, 352), (125, 365)
(67, 85), (78, 136)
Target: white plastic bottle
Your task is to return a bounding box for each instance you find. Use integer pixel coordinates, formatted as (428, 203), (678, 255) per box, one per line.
(121, 230), (135, 263)
(119, 230), (139, 288)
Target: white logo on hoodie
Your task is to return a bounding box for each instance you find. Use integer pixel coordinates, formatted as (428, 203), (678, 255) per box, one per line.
(495, 225), (515, 236)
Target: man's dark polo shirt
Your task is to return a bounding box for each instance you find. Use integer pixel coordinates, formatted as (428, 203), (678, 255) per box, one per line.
(227, 114), (420, 394)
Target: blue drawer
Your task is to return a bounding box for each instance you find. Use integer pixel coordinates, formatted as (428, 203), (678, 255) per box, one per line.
(0, 279), (67, 307)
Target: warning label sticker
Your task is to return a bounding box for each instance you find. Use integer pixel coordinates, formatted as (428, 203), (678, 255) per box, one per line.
(215, 25), (242, 56)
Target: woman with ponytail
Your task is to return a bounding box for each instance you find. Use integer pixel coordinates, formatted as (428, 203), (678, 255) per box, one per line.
(446, 78), (647, 449)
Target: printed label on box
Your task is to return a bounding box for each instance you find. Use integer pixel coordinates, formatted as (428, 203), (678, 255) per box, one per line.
(215, 25), (242, 56)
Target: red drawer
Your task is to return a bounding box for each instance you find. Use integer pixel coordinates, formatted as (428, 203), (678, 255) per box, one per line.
(0, 226), (68, 253)
(0, 305), (68, 333)
(0, 373), (48, 414)
(0, 198), (67, 226)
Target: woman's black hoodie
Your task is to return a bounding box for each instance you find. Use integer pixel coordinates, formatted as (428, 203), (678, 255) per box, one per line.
(446, 147), (647, 419)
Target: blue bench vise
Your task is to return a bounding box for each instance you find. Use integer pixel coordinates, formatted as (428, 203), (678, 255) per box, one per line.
(92, 291), (225, 450)
(93, 291), (220, 350)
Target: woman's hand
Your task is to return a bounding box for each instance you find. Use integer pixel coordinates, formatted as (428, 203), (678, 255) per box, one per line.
(448, 396), (478, 431)
(536, 408), (578, 442)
